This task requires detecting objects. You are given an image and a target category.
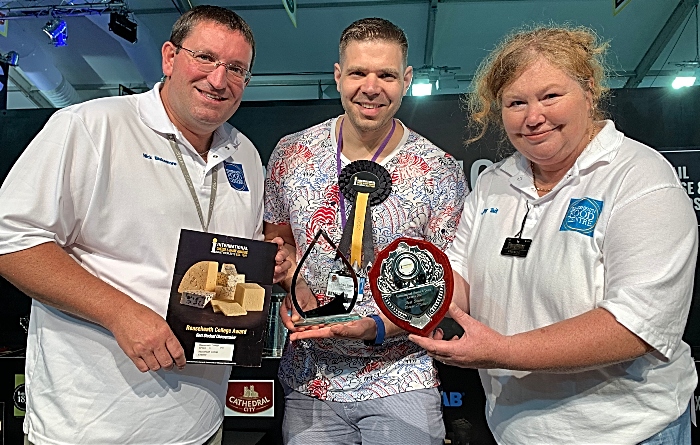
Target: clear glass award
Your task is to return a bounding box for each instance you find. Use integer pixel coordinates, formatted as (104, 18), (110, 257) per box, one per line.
(291, 230), (362, 327)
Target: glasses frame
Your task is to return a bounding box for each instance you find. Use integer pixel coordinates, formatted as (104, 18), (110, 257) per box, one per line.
(175, 45), (252, 84)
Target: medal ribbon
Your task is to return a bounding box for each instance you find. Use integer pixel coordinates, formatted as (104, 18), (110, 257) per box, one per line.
(336, 117), (396, 270)
(336, 117), (396, 229)
(350, 192), (369, 268)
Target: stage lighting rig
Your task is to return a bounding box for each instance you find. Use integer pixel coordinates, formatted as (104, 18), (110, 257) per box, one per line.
(0, 51), (19, 66)
(43, 18), (67, 47)
(109, 11), (137, 43)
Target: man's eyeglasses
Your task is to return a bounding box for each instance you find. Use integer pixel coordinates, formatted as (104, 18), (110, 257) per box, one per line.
(176, 45), (251, 84)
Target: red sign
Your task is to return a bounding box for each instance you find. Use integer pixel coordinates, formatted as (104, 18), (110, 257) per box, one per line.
(226, 380), (274, 415)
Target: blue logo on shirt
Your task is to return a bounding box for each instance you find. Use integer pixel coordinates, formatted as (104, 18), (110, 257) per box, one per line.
(224, 162), (249, 191)
(560, 197), (604, 237)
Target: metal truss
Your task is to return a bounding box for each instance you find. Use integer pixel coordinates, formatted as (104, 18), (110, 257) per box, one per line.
(0, 1), (127, 19)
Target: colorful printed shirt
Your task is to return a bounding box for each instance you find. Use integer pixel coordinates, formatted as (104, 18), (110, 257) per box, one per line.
(264, 117), (467, 402)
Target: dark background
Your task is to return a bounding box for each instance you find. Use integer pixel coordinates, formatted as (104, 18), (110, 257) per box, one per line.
(1, 86), (699, 444)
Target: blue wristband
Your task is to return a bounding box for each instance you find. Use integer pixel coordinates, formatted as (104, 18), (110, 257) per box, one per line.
(364, 314), (385, 346)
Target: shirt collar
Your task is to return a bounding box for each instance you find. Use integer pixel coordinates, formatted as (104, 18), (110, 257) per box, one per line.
(137, 83), (241, 159)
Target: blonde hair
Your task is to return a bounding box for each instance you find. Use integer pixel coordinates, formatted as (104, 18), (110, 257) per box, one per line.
(468, 25), (609, 144)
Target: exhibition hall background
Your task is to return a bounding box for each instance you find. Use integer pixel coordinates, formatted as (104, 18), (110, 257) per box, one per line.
(0, 86), (699, 444)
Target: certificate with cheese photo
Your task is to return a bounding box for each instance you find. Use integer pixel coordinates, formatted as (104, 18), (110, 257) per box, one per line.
(166, 229), (277, 366)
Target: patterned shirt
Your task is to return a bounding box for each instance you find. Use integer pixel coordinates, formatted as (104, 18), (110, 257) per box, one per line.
(264, 117), (468, 401)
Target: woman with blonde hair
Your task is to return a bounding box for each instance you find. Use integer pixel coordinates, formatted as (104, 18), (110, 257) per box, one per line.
(411, 25), (697, 444)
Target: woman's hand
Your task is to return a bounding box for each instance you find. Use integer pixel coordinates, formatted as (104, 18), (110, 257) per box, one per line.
(409, 303), (510, 369)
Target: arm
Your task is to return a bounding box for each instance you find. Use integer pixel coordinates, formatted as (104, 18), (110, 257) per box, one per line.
(288, 311), (405, 342)
(416, 266), (649, 371)
(0, 112), (185, 373)
(412, 304), (650, 372)
(0, 243), (185, 372)
(413, 185), (695, 372)
(451, 270), (469, 313)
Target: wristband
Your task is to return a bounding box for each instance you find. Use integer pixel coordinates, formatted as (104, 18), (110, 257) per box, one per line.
(364, 314), (385, 346)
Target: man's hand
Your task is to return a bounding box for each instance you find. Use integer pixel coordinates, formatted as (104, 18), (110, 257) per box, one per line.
(280, 279), (318, 331)
(0, 243), (187, 373)
(108, 300), (186, 372)
(289, 317), (377, 342)
(269, 236), (292, 284)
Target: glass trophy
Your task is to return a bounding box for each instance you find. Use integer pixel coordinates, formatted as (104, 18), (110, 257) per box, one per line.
(369, 238), (453, 336)
(291, 229), (362, 327)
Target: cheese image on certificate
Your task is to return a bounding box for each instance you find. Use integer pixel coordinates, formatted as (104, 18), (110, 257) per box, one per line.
(178, 262), (263, 316)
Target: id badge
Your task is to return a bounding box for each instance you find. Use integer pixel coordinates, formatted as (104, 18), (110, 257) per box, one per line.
(326, 271), (355, 306)
(501, 237), (532, 257)
(357, 277), (366, 301)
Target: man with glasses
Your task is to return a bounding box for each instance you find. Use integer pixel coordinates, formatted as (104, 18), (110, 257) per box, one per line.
(0, 6), (288, 445)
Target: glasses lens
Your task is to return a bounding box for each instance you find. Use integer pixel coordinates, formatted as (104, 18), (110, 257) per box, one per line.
(182, 47), (249, 83)
(226, 68), (249, 83)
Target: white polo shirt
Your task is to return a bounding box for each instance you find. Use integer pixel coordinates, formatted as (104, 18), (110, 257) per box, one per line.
(448, 120), (698, 444)
(0, 84), (264, 444)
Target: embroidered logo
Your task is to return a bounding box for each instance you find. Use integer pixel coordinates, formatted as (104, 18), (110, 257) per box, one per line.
(224, 162), (249, 191)
(560, 198), (604, 237)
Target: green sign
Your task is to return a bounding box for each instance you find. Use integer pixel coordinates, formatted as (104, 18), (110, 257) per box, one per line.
(13, 374), (25, 417)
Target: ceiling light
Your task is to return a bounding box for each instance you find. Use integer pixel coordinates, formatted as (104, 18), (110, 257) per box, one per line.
(672, 65), (697, 89)
(0, 51), (19, 66)
(412, 79), (432, 96)
(672, 75), (696, 89)
(43, 18), (67, 47)
(109, 12), (137, 43)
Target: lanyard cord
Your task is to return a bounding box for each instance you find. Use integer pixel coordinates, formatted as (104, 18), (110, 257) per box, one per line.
(167, 135), (217, 232)
(336, 117), (396, 229)
(514, 201), (531, 239)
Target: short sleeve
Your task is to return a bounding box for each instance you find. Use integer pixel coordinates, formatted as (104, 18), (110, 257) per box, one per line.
(598, 186), (698, 359)
(0, 110), (99, 254)
(446, 170), (481, 285)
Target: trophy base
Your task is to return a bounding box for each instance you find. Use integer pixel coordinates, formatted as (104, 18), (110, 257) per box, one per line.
(294, 313), (362, 327)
